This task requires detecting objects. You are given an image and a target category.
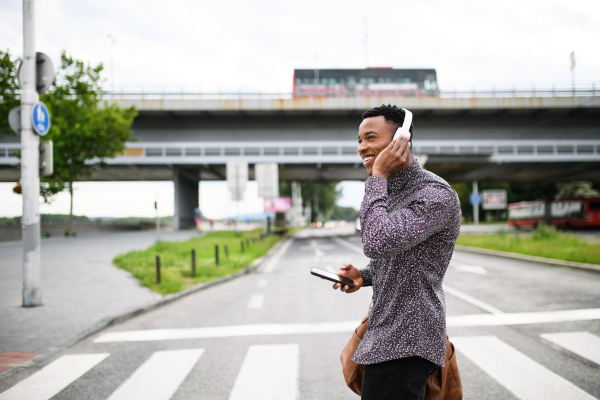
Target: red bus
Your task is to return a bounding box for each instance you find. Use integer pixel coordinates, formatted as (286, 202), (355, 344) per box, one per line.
(507, 198), (600, 229)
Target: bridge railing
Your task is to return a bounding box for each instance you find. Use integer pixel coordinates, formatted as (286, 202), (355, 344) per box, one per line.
(103, 84), (599, 101)
(1, 140), (599, 166)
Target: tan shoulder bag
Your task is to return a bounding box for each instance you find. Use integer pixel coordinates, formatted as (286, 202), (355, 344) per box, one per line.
(340, 315), (463, 399)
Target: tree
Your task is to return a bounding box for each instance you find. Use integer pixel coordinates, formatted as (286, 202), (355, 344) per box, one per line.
(0, 50), (21, 137)
(279, 181), (341, 222)
(0, 50), (137, 236)
(41, 52), (137, 235)
(556, 182), (600, 200)
(330, 204), (359, 221)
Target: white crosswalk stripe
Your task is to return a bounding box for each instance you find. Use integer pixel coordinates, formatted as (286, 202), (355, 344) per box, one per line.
(453, 335), (596, 400)
(229, 344), (299, 400)
(541, 331), (600, 365)
(0, 353), (109, 400)
(247, 294), (265, 309)
(106, 348), (204, 400)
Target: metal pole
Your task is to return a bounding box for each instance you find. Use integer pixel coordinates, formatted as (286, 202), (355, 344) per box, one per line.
(472, 181), (479, 225)
(155, 255), (161, 284)
(155, 200), (160, 242)
(215, 245), (219, 266)
(21, 0), (42, 307)
(191, 249), (196, 277)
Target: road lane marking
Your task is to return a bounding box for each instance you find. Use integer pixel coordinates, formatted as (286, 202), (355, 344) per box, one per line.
(331, 236), (363, 254)
(262, 239), (294, 273)
(541, 332), (600, 365)
(448, 308), (600, 327)
(449, 261), (488, 275)
(247, 294), (265, 309)
(257, 279), (268, 288)
(443, 285), (504, 315)
(107, 348), (203, 400)
(94, 308), (600, 343)
(106, 349), (202, 400)
(453, 336), (596, 400)
(0, 353), (109, 400)
(229, 344), (299, 400)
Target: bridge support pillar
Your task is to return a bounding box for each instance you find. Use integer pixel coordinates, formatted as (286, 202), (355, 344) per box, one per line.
(173, 167), (200, 231)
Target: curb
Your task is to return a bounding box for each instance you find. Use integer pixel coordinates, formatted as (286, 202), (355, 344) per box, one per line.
(0, 236), (291, 381)
(454, 245), (600, 273)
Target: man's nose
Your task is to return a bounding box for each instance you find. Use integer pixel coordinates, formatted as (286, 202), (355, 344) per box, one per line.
(357, 141), (367, 154)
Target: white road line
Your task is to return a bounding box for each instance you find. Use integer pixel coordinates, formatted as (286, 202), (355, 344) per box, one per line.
(262, 239), (294, 273)
(94, 308), (600, 343)
(256, 279), (269, 288)
(453, 336), (596, 400)
(447, 308), (600, 327)
(449, 261), (488, 275)
(0, 353), (109, 400)
(541, 332), (600, 365)
(331, 236), (363, 254)
(229, 344), (299, 400)
(107, 348), (203, 400)
(247, 294), (265, 309)
(443, 285), (503, 315)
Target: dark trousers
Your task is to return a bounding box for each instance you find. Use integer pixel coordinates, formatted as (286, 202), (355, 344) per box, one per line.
(361, 356), (438, 400)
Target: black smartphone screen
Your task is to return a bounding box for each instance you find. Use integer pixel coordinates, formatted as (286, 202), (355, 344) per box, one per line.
(310, 267), (355, 288)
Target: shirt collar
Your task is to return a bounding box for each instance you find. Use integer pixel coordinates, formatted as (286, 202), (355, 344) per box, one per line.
(388, 160), (421, 194)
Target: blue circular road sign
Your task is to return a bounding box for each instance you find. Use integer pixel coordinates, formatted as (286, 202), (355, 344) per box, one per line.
(31, 102), (51, 136)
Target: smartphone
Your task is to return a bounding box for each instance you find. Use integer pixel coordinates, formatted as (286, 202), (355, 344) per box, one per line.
(310, 267), (355, 288)
(393, 108), (413, 143)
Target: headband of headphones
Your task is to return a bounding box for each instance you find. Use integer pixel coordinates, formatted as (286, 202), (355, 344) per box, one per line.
(393, 108), (413, 141)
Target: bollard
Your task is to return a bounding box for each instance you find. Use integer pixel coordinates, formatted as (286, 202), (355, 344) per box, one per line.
(246, 238), (249, 248)
(215, 245), (219, 266)
(224, 245), (229, 258)
(241, 241), (245, 253)
(155, 255), (161, 284)
(191, 249), (196, 277)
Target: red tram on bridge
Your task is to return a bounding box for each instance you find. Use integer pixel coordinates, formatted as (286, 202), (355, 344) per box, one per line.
(507, 198), (600, 229)
(292, 68), (439, 97)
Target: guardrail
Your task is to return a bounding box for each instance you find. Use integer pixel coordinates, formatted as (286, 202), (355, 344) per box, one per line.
(101, 84), (599, 100)
(1, 140), (599, 165)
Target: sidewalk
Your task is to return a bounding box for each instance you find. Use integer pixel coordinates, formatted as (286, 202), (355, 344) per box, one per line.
(0, 230), (201, 363)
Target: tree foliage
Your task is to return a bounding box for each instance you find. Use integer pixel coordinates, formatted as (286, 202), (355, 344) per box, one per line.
(0, 50), (137, 235)
(39, 52), (137, 201)
(556, 182), (600, 200)
(279, 181), (341, 222)
(0, 50), (21, 137)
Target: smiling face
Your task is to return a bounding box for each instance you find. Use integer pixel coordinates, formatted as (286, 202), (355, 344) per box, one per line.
(357, 116), (396, 175)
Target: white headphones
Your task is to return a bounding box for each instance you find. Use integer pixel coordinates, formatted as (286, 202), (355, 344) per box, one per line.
(392, 108), (413, 143)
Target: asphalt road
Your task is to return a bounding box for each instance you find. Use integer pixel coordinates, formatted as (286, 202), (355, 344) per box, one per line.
(1, 227), (599, 400)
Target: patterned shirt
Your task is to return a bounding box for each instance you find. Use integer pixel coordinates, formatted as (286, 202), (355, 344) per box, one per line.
(352, 161), (461, 367)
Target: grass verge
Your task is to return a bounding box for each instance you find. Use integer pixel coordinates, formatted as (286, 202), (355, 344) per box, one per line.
(113, 229), (282, 295)
(456, 225), (600, 265)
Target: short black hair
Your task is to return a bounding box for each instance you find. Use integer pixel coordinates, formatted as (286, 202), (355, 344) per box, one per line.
(361, 104), (414, 143)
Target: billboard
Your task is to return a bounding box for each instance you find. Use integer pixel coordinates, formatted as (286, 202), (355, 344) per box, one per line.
(482, 190), (507, 210)
(264, 197), (292, 213)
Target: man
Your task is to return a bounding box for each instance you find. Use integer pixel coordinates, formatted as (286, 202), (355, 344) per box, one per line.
(333, 104), (461, 400)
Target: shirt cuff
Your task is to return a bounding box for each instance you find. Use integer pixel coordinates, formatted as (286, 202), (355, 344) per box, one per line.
(359, 267), (373, 286)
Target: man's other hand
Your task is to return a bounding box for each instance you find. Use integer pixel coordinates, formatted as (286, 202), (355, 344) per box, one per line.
(332, 264), (364, 293)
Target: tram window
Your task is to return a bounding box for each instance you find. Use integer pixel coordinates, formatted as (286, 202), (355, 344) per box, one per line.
(589, 202), (600, 210)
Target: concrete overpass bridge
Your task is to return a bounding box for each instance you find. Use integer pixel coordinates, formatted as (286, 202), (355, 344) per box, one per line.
(1, 88), (599, 228)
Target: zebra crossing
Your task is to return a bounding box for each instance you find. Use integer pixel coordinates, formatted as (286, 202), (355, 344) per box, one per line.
(1, 332), (598, 400)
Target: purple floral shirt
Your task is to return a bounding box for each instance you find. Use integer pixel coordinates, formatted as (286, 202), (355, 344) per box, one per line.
(352, 161), (461, 367)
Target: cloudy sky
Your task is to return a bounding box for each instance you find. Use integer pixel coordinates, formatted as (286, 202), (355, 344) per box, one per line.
(1, 0), (599, 218)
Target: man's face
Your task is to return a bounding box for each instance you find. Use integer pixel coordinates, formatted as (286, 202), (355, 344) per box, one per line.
(357, 116), (395, 176)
